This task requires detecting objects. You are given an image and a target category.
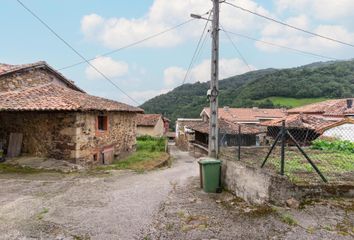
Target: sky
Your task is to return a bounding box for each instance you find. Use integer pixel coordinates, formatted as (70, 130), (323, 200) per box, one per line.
(2, 0), (354, 106)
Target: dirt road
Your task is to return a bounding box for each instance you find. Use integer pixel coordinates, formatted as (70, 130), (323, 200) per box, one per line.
(0, 145), (199, 239)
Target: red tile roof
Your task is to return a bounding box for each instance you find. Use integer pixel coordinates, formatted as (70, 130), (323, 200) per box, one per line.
(288, 99), (354, 117)
(137, 114), (162, 126)
(0, 61), (84, 92)
(0, 83), (143, 113)
(191, 119), (264, 135)
(201, 107), (286, 123)
(261, 114), (336, 133)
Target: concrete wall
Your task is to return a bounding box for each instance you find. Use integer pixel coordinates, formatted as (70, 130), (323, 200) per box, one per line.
(137, 117), (164, 137)
(220, 147), (354, 205)
(322, 123), (354, 142)
(0, 68), (70, 92)
(0, 111), (138, 165)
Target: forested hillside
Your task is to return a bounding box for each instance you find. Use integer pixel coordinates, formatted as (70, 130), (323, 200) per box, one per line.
(141, 60), (354, 126)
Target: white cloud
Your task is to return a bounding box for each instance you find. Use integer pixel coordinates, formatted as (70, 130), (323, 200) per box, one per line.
(120, 88), (171, 106)
(81, 0), (270, 49)
(257, 18), (354, 54)
(164, 67), (186, 87)
(274, 0), (354, 21)
(164, 58), (255, 87)
(85, 56), (129, 80)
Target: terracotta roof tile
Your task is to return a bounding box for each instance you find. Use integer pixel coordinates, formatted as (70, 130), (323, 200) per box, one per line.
(137, 114), (162, 126)
(202, 107), (286, 122)
(191, 119), (264, 135)
(261, 114), (336, 133)
(288, 98), (354, 117)
(0, 83), (143, 113)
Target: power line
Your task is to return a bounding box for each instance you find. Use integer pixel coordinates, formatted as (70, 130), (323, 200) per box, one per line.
(186, 28), (210, 84)
(220, 25), (252, 71)
(181, 11), (212, 85)
(17, 0), (142, 105)
(222, 29), (339, 61)
(58, 18), (197, 71)
(224, 1), (354, 49)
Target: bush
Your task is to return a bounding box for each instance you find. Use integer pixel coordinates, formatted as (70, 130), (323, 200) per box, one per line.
(311, 138), (354, 153)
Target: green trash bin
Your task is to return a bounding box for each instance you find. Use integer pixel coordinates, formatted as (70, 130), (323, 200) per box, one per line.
(198, 158), (221, 193)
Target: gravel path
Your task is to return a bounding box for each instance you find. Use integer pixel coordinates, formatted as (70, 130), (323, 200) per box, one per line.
(141, 178), (354, 240)
(0, 145), (199, 240)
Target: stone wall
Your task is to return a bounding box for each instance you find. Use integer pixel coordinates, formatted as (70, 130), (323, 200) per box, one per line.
(0, 111), (138, 165)
(0, 68), (70, 92)
(0, 112), (77, 160)
(75, 111), (137, 165)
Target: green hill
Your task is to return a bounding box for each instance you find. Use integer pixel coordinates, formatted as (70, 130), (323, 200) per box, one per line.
(140, 60), (354, 126)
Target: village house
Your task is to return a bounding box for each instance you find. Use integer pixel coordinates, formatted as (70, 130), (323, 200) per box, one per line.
(190, 118), (265, 148)
(261, 114), (335, 145)
(287, 98), (354, 120)
(175, 118), (203, 150)
(136, 114), (170, 137)
(200, 106), (286, 125)
(260, 98), (354, 144)
(0, 61), (143, 165)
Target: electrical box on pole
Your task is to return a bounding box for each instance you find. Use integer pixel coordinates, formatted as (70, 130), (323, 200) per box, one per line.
(208, 0), (220, 158)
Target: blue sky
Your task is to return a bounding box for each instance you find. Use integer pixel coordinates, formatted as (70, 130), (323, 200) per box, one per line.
(2, 0), (354, 106)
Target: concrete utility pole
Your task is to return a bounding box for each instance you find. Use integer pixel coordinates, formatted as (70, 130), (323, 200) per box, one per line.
(208, 0), (220, 158)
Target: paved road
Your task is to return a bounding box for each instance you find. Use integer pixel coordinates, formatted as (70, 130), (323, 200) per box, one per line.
(0, 145), (199, 240)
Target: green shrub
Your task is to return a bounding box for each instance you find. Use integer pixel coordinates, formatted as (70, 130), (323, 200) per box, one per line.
(312, 139), (354, 153)
(136, 136), (166, 152)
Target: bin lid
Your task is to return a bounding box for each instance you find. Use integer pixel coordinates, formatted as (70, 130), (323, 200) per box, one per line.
(198, 158), (221, 165)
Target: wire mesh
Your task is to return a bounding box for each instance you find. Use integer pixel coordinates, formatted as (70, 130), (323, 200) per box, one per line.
(219, 119), (354, 183)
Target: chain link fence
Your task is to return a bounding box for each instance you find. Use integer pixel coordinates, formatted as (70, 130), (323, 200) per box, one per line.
(219, 119), (354, 183)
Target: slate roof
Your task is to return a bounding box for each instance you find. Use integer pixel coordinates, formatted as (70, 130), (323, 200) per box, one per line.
(201, 107), (286, 123)
(137, 114), (162, 126)
(190, 119), (264, 135)
(0, 61), (84, 92)
(261, 114), (336, 133)
(288, 99), (354, 117)
(0, 83), (143, 113)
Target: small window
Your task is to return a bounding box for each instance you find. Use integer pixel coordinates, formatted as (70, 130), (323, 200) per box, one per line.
(97, 116), (108, 131)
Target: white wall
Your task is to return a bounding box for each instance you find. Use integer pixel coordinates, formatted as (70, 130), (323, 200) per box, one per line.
(323, 123), (354, 142)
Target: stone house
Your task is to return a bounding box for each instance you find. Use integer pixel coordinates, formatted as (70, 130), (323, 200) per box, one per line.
(0, 61), (143, 165)
(287, 98), (354, 120)
(190, 119), (265, 147)
(136, 114), (169, 137)
(200, 106), (286, 125)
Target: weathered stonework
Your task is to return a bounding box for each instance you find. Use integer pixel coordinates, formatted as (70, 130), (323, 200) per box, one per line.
(75, 112), (137, 165)
(0, 68), (71, 92)
(0, 112), (77, 160)
(0, 111), (138, 166)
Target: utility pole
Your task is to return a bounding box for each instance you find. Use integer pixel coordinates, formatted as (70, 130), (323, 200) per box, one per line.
(208, 0), (220, 158)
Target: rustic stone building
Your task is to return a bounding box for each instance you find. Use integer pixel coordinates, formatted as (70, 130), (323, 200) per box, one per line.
(136, 114), (169, 137)
(0, 61), (143, 165)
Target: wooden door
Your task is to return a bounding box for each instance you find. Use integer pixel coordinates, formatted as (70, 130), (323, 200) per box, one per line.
(7, 133), (23, 158)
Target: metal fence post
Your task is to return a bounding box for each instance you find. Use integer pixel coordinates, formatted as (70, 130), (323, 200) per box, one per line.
(238, 125), (241, 161)
(280, 120), (286, 175)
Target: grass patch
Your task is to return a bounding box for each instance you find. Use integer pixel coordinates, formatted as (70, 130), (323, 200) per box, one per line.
(267, 148), (354, 183)
(258, 97), (328, 108)
(98, 136), (169, 172)
(280, 213), (298, 226)
(37, 208), (49, 220)
(0, 163), (44, 174)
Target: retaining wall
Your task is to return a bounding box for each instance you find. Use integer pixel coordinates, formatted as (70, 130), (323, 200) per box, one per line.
(220, 147), (354, 205)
